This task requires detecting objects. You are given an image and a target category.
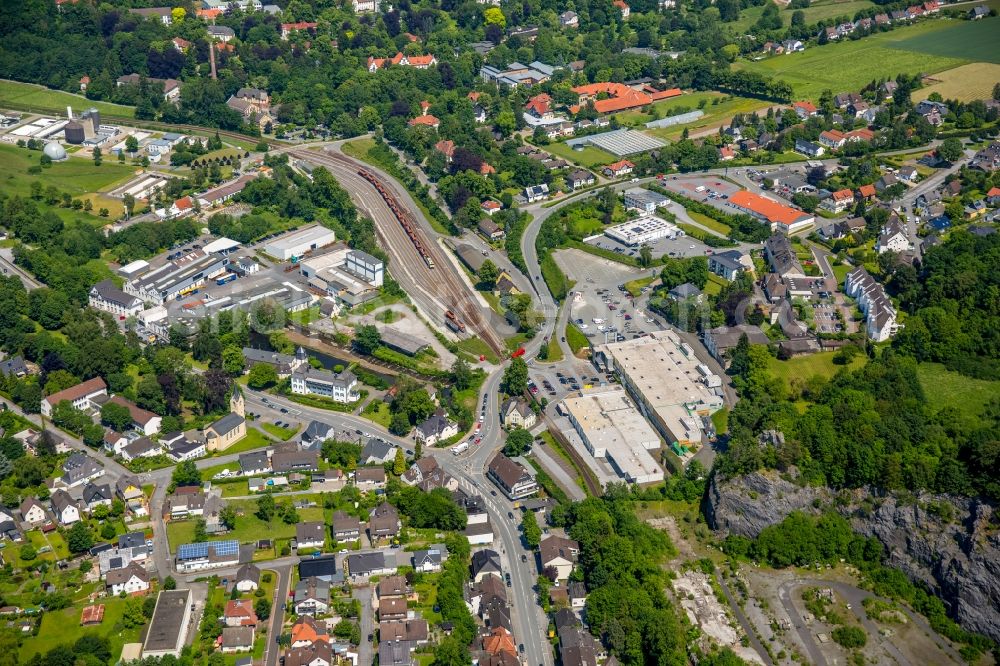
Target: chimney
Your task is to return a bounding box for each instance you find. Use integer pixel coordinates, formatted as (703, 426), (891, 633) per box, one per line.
(67, 106), (73, 119)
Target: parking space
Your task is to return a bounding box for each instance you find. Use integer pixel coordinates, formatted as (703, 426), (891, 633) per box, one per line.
(587, 229), (713, 260)
(657, 173), (751, 219)
(812, 302), (842, 334)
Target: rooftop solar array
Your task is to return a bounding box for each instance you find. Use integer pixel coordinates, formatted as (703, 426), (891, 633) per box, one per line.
(177, 539), (240, 560)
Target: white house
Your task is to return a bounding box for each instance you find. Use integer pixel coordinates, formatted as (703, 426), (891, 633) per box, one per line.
(106, 562), (150, 596)
(50, 490), (81, 525)
(89, 280), (144, 318)
(41, 377), (107, 418)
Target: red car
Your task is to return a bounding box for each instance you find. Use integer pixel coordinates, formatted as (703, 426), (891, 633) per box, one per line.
(624, 314), (632, 320)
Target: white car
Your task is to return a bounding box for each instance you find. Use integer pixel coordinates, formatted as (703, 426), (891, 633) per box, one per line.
(578, 323), (588, 330)
(592, 318), (605, 324)
(597, 325), (607, 332)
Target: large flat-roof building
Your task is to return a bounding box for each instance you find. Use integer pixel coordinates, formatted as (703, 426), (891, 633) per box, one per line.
(124, 252), (228, 305)
(142, 589), (193, 658)
(594, 330), (723, 447)
(561, 386), (662, 485)
(729, 191), (814, 234)
(263, 225), (336, 260)
(604, 215), (683, 246)
(623, 188), (669, 213)
(299, 246), (382, 306)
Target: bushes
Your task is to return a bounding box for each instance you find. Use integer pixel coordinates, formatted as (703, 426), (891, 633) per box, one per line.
(831, 626), (866, 648)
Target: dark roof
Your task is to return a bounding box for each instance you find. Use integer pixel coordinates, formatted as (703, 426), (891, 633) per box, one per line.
(346, 551), (388, 576)
(471, 549), (501, 578)
(0, 356), (28, 377)
(208, 412), (245, 437)
(236, 562), (261, 584)
(82, 482), (112, 504)
(298, 555), (338, 580)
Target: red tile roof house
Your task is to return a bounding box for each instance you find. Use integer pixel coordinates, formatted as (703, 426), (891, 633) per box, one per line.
(106, 395), (162, 436)
(367, 52), (437, 72)
(408, 114), (440, 130)
(569, 82), (680, 114)
(434, 139), (456, 162)
(79, 75), (90, 91)
(281, 21), (318, 40)
(40, 377), (107, 418)
(224, 599), (259, 627)
(524, 93), (554, 120)
(718, 145), (735, 161)
(481, 200), (502, 216)
(602, 160), (634, 179)
(818, 129), (846, 150)
(820, 188), (855, 213)
(857, 184), (877, 200)
(792, 100), (818, 118)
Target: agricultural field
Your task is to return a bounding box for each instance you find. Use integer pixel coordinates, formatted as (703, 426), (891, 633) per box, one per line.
(913, 62), (1000, 102)
(887, 16), (1000, 64)
(542, 141), (616, 168)
(737, 20), (970, 99)
(0, 142), (135, 220)
(0, 79), (135, 118)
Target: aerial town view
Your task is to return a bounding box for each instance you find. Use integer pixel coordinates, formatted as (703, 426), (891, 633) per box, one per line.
(0, 1), (998, 665)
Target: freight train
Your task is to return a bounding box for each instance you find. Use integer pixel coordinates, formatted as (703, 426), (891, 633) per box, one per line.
(357, 169), (435, 269)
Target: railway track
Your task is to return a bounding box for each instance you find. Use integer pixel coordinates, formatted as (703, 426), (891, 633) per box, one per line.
(286, 147), (506, 356)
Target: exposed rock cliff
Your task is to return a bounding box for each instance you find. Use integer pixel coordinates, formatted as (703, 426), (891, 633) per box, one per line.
(705, 470), (1000, 642)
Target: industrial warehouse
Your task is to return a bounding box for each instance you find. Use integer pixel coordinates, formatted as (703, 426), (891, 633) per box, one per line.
(560, 386), (664, 485)
(604, 215), (684, 246)
(593, 330), (724, 451)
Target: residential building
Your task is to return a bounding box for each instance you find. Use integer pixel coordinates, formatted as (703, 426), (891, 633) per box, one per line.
(51, 489), (81, 525)
(795, 138), (825, 158)
(221, 626), (255, 653)
(235, 563), (261, 592)
(290, 368), (359, 403)
(414, 412), (458, 446)
(345, 551), (394, 580)
(704, 325), (771, 363)
(844, 266), (900, 342)
(238, 451), (271, 476)
(821, 188), (855, 213)
(708, 249), (746, 281)
(567, 170), (595, 190)
(295, 521), (327, 550)
(368, 52), (438, 72)
(602, 160), (635, 179)
(355, 467), (387, 491)
(876, 216), (913, 254)
(271, 449), (319, 473)
(369, 502), (401, 541)
(41, 377), (107, 418)
(764, 234), (806, 277)
(291, 615), (330, 648)
(106, 561), (150, 596)
(360, 439), (397, 465)
(83, 482), (113, 510)
(471, 549), (502, 583)
(500, 398), (537, 430)
(540, 535), (579, 580)
(412, 548), (444, 573)
(61, 452), (103, 488)
(19, 497), (49, 526)
(224, 599), (258, 627)
(242, 346), (307, 377)
(487, 453), (537, 500)
(294, 577), (331, 615)
(332, 511), (361, 542)
(89, 280), (143, 318)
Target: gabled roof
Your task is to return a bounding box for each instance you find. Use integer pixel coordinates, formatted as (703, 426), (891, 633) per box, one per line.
(44, 377), (107, 406)
(106, 561), (149, 586)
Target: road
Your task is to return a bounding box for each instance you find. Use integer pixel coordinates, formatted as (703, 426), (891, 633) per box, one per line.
(0, 248), (40, 290)
(354, 583), (374, 666)
(716, 572), (774, 666)
(263, 565), (292, 666)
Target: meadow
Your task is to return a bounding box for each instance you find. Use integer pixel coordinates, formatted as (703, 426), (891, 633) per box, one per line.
(887, 16), (1000, 64)
(737, 20), (970, 99)
(0, 142), (135, 220)
(915, 63), (1000, 102)
(542, 141), (617, 168)
(729, 0), (876, 33)
(916, 362), (999, 421)
(0, 79), (135, 118)
(643, 93), (774, 140)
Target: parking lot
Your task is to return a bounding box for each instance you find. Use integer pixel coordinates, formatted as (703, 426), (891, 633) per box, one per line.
(586, 226), (714, 260)
(657, 173), (750, 219)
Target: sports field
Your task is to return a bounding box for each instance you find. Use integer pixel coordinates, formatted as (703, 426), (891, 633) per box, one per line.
(737, 19), (974, 99)
(915, 62), (1000, 102)
(0, 79), (135, 118)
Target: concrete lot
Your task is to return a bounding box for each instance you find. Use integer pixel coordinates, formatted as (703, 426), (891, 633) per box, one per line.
(586, 226), (714, 260)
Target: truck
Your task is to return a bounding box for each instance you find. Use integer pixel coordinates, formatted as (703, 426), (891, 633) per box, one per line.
(216, 273), (237, 286)
(452, 441), (470, 455)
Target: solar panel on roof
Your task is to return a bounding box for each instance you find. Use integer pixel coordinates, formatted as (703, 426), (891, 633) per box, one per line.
(177, 539), (239, 559)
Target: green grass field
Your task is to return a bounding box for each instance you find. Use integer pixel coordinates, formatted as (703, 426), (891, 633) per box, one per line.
(916, 362), (999, 420)
(737, 20), (970, 99)
(624, 275), (656, 296)
(0, 79), (136, 118)
(888, 16), (1000, 63)
(20, 595), (143, 662)
(542, 141), (616, 169)
(260, 422), (299, 441)
(767, 350), (865, 387)
(687, 210), (732, 236)
(0, 142), (135, 200)
(645, 93), (773, 140)
(456, 336), (499, 364)
(729, 0), (876, 33)
(361, 400), (392, 428)
(702, 273), (728, 296)
(565, 323), (590, 355)
(166, 498), (326, 548)
(211, 428), (273, 456)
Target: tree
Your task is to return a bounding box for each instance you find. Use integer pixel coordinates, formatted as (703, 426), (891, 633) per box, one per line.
(100, 402), (133, 432)
(354, 325), (381, 355)
(280, 502), (299, 524)
(255, 598), (271, 621)
(521, 511), (541, 548)
(501, 357), (528, 396)
(193, 518), (208, 542)
(831, 626), (867, 648)
(222, 345), (246, 376)
(171, 460), (201, 489)
(483, 7), (506, 28)
(123, 194), (136, 219)
(92, 147), (102, 166)
(67, 521), (94, 553)
(122, 596), (147, 628)
(937, 137), (963, 163)
(247, 363), (278, 388)
(220, 504), (237, 530)
(163, 576), (177, 590)
(503, 428), (533, 457)
(478, 259), (500, 289)
(390, 411), (411, 436)
(256, 493), (275, 522)
(393, 448), (407, 475)
(451, 358), (473, 391)
(20, 543), (37, 561)
(639, 245), (653, 267)
(125, 135), (139, 156)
